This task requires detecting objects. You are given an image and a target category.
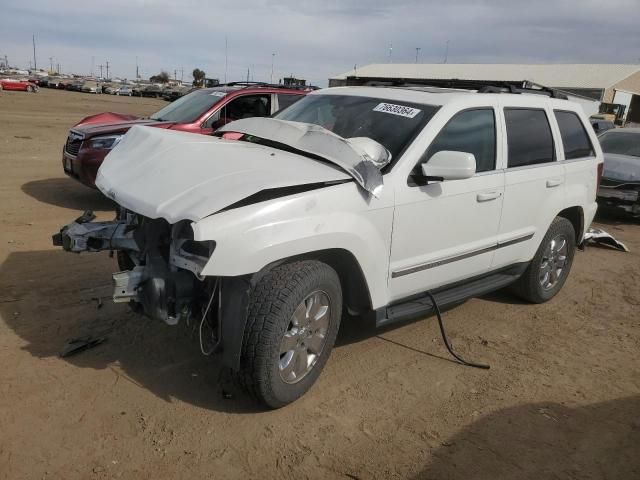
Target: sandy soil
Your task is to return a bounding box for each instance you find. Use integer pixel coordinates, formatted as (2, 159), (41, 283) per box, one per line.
(0, 88), (639, 480)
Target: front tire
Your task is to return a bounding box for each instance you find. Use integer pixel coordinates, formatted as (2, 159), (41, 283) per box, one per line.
(512, 216), (576, 303)
(238, 260), (342, 408)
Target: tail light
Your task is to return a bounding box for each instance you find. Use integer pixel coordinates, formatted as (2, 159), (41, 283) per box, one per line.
(597, 162), (604, 187)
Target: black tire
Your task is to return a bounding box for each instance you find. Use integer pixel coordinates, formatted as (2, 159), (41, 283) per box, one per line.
(512, 216), (576, 303)
(238, 260), (342, 408)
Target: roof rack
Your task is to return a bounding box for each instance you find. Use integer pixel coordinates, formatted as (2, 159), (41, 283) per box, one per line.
(344, 76), (568, 99)
(221, 81), (319, 91)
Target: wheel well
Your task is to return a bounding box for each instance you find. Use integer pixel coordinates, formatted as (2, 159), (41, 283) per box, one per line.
(558, 206), (584, 244)
(261, 249), (373, 313)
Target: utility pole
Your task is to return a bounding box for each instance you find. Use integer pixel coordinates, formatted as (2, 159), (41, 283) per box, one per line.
(135, 56), (139, 79)
(444, 40), (449, 64)
(270, 53), (275, 84)
(105, 61), (110, 79)
(247, 67), (250, 83)
(174, 69), (177, 81)
(91, 56), (94, 77)
(32, 34), (37, 70)
(415, 47), (421, 64)
(57, 63), (60, 74)
(224, 36), (228, 83)
(99, 64), (104, 78)
(180, 67), (183, 82)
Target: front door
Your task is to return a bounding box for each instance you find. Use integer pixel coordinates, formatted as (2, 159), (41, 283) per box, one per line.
(389, 108), (505, 301)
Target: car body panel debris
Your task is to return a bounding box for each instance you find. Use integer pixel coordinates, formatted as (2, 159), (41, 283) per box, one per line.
(584, 227), (629, 252)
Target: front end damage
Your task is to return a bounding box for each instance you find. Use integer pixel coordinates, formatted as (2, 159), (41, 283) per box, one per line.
(52, 209), (231, 353)
(597, 177), (640, 217)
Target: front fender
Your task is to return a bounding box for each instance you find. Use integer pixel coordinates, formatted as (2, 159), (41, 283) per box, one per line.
(192, 183), (394, 308)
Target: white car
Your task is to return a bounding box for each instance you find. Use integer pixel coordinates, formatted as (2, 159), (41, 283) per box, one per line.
(54, 85), (602, 407)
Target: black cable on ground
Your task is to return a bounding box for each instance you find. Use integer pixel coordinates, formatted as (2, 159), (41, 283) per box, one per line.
(425, 291), (490, 370)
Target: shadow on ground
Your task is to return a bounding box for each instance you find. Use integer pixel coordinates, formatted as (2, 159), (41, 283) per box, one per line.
(594, 206), (639, 227)
(21, 177), (115, 211)
(413, 396), (640, 479)
(1, 248), (482, 413)
(0, 248), (262, 414)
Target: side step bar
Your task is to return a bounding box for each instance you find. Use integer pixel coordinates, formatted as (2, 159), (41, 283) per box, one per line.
(377, 263), (528, 328)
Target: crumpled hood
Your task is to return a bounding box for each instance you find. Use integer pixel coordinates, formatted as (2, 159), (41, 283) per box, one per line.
(603, 153), (640, 182)
(218, 118), (386, 196)
(96, 125), (350, 223)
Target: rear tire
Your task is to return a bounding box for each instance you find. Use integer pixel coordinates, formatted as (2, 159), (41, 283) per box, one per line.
(238, 260), (342, 408)
(512, 217), (576, 303)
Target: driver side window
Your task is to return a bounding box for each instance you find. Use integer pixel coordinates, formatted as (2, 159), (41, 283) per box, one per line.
(418, 108), (496, 176)
(204, 94), (272, 129)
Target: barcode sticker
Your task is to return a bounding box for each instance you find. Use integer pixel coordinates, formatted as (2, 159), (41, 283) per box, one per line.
(373, 102), (421, 118)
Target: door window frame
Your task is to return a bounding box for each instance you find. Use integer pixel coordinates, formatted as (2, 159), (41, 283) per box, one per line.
(502, 106), (558, 170)
(552, 108), (596, 161)
(408, 106), (498, 186)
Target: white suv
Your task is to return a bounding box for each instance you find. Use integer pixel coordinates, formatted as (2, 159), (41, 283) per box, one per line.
(54, 85), (602, 407)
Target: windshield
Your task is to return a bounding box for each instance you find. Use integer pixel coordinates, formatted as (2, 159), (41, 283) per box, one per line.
(600, 131), (640, 157)
(274, 94), (438, 165)
(150, 89), (227, 122)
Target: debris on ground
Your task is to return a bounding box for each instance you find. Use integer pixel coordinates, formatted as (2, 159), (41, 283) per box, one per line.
(59, 336), (106, 358)
(584, 227), (629, 252)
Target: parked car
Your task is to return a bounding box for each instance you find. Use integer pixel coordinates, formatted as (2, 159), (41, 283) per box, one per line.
(54, 85), (601, 407)
(139, 84), (164, 98)
(131, 84), (147, 96)
(117, 85), (133, 96)
(590, 119), (615, 134)
(81, 81), (101, 94)
(47, 77), (63, 88)
(162, 86), (190, 101)
(596, 128), (640, 216)
(0, 78), (38, 92)
(62, 83), (310, 188)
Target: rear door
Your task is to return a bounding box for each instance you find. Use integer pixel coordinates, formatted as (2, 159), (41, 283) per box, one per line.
(492, 99), (565, 269)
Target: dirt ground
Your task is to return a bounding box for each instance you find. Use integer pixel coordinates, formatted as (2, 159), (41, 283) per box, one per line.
(0, 88), (638, 480)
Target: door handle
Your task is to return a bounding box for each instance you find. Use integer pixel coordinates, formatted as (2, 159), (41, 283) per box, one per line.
(476, 192), (501, 202)
(546, 178), (564, 188)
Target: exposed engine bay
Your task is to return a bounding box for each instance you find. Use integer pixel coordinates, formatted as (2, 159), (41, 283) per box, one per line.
(53, 209), (216, 328)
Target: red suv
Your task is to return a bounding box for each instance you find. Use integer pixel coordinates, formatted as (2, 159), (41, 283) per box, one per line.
(62, 83), (311, 188)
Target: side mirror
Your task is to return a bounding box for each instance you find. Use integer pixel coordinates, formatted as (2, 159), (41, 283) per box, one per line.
(422, 150), (476, 181)
(346, 137), (392, 168)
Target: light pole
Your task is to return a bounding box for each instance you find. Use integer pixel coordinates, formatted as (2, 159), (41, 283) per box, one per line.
(415, 47), (421, 64)
(444, 40), (449, 64)
(270, 53), (275, 84)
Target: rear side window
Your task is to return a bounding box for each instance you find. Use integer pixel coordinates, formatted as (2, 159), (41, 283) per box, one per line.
(554, 110), (594, 159)
(424, 108), (496, 172)
(505, 108), (555, 167)
(277, 94), (302, 111)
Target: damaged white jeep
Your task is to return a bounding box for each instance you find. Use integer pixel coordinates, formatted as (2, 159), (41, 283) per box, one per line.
(54, 86), (602, 407)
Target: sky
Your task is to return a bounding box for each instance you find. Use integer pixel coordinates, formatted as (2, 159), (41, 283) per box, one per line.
(1, 0), (639, 86)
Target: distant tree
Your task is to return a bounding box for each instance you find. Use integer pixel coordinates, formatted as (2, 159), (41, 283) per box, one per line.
(149, 71), (170, 84)
(192, 68), (206, 87)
